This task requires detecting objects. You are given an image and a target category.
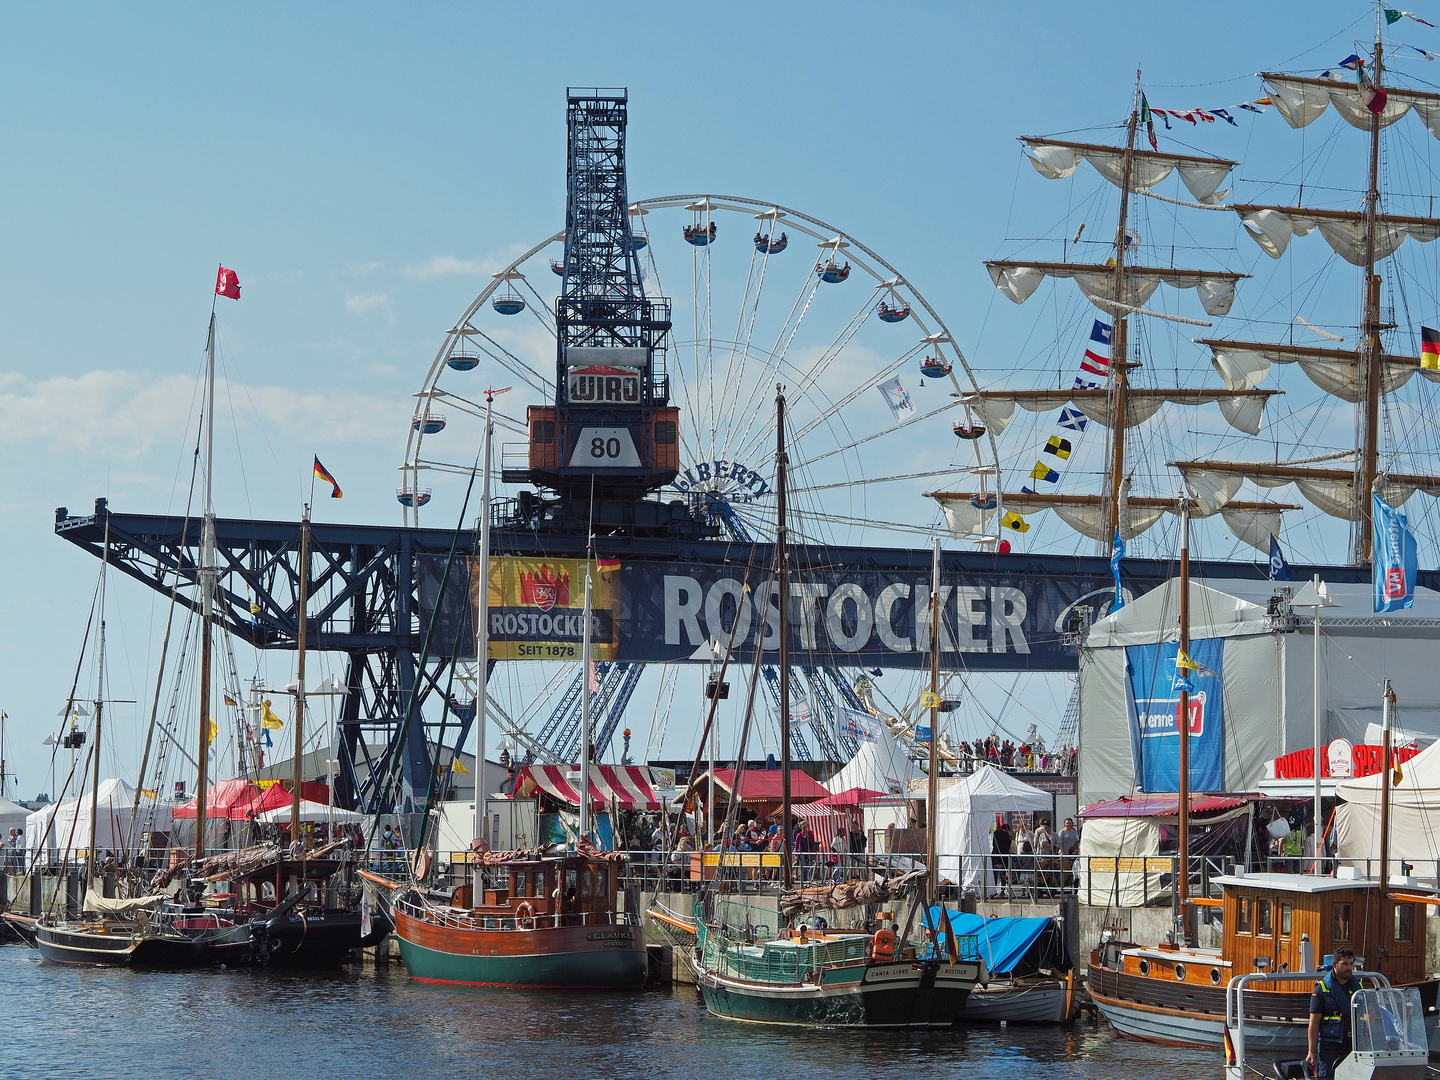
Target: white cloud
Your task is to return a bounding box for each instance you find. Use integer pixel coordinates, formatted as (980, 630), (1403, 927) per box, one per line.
(345, 292), (394, 322)
(401, 255), (494, 281)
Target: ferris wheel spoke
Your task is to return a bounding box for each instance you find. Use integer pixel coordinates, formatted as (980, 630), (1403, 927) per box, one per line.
(794, 397), (962, 473)
(789, 466), (966, 495)
(463, 330), (551, 398)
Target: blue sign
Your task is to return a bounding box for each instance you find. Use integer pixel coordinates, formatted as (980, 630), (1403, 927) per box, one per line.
(1373, 494), (1417, 613)
(1269, 535), (1290, 582)
(1126, 637), (1224, 792)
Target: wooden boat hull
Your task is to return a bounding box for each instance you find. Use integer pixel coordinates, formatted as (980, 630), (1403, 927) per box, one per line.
(697, 959), (982, 1027)
(392, 907), (648, 989)
(34, 922), (141, 966)
(958, 977), (1072, 1024)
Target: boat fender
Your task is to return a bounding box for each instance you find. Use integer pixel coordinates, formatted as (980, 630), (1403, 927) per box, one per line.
(411, 847), (431, 881)
(515, 901), (536, 930)
(871, 927), (897, 963)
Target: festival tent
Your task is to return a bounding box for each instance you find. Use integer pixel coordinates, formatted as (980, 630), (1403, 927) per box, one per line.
(171, 779), (262, 819)
(0, 795), (28, 834)
(256, 799), (363, 825)
(510, 764), (661, 810)
(935, 764), (1052, 894)
(1335, 736), (1440, 874)
(25, 779), (172, 866)
(823, 723), (921, 798)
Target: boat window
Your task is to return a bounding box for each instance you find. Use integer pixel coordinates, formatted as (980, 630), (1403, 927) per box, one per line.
(596, 865), (609, 899)
(1210, 967), (1222, 985)
(1257, 899), (1273, 936)
(1281, 903), (1292, 937)
(1174, 964), (1186, 981)
(1137, 959), (1150, 976)
(1333, 903), (1352, 943)
(1394, 902), (1413, 943)
(580, 865), (595, 899)
(1236, 898), (1252, 934)
(563, 866), (578, 905)
(513, 871), (528, 898)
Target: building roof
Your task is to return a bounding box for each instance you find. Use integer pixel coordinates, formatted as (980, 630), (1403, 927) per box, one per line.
(1080, 793), (1266, 818)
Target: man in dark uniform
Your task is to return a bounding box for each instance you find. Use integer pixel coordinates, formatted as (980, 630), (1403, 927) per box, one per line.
(1306, 947), (1358, 1077)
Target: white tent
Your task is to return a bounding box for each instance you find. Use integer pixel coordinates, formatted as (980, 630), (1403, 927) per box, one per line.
(25, 779), (172, 867)
(935, 764), (1052, 894)
(0, 795), (28, 834)
(1335, 737), (1440, 875)
(824, 724), (921, 797)
(1078, 577), (1440, 805)
(256, 799), (363, 825)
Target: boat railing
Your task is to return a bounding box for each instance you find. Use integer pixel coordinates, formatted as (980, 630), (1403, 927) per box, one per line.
(398, 893), (634, 932)
(1223, 969), (1394, 1080)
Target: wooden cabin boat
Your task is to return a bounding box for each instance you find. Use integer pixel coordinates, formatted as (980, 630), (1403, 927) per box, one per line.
(383, 852), (647, 989)
(1086, 872), (1439, 1050)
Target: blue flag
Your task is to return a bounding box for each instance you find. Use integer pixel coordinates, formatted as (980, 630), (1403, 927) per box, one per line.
(1111, 529), (1126, 611)
(1373, 493), (1417, 613)
(1057, 406), (1088, 431)
(1269, 534), (1291, 581)
(914, 725), (933, 743)
(1091, 320), (1114, 347)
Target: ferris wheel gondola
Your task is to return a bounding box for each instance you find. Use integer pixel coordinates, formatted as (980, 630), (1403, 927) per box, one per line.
(754, 230), (788, 254)
(491, 271), (527, 316)
(919, 356), (952, 379)
(877, 300), (910, 323)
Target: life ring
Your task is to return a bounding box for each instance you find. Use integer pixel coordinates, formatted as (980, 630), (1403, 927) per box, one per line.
(515, 901), (536, 930)
(410, 847), (431, 881)
(871, 927), (897, 963)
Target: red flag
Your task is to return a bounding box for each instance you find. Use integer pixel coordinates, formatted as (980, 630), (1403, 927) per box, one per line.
(1080, 349), (1111, 378)
(215, 265), (241, 300)
(588, 659), (600, 694)
(313, 456), (343, 498)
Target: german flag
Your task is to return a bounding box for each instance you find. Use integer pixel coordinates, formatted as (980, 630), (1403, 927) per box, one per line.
(1423, 326), (1440, 370)
(313, 456), (343, 498)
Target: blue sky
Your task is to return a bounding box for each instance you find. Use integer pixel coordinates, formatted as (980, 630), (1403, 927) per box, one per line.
(0, 1), (1431, 800)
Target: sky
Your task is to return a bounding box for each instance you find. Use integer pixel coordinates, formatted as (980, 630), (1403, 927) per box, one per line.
(1, 1), (1433, 802)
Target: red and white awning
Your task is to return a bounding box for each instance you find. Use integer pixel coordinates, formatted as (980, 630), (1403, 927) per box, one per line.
(511, 764), (659, 811)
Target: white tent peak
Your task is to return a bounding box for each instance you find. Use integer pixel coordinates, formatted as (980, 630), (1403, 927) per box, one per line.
(824, 722), (919, 796)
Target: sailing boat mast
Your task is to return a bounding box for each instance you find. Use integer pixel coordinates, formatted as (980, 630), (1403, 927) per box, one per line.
(291, 505), (310, 845)
(87, 515), (111, 884)
(925, 538), (940, 906)
(474, 389), (494, 866)
(196, 312), (218, 860)
(1176, 496), (1192, 944)
(1360, 30), (1386, 563)
(1108, 72), (1142, 542)
(777, 386), (793, 892)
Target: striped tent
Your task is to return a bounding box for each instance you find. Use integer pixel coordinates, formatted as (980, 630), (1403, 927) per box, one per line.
(511, 764), (660, 810)
(785, 802), (851, 853)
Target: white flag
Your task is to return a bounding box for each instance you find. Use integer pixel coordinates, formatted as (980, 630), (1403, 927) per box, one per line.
(838, 707), (881, 742)
(877, 377), (915, 424)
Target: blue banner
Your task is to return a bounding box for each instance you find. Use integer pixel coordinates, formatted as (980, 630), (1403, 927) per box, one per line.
(1269, 534), (1290, 582)
(1373, 494), (1417, 613)
(1111, 531), (1126, 610)
(1126, 637), (1224, 792)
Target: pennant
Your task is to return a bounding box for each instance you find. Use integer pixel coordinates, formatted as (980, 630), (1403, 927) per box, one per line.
(1237, 102), (1266, 114)
(1020, 485), (1035, 495)
(140, 788), (158, 800)
(215, 265), (241, 300)
(1373, 493), (1417, 613)
(1173, 670), (1197, 694)
(1001, 511), (1030, 533)
(451, 756), (470, 775)
(223, 693), (238, 707)
(1123, 227), (1142, 250)
(1169, 110), (1198, 125)
(1044, 435), (1072, 459)
(1091, 320), (1114, 346)
(208, 717), (219, 744)
(1269, 534), (1292, 581)
(1412, 45), (1440, 60)
(1422, 326), (1440, 370)
(1175, 649), (1199, 671)
(1030, 462), (1059, 483)
(877, 376), (916, 423)
(1141, 93), (1158, 151)
(1195, 110), (1216, 123)
(313, 456), (343, 498)
(1339, 53), (1363, 70)
(1387, 9), (1436, 27)
(1213, 109), (1238, 126)
(261, 699), (284, 730)
(1110, 529), (1126, 610)
(1153, 109), (1171, 130)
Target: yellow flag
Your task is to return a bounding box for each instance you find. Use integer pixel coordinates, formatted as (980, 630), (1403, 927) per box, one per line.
(207, 717), (219, 744)
(1001, 511), (1030, 533)
(452, 757), (470, 775)
(919, 691), (942, 709)
(1176, 650), (1199, 671)
(1394, 761), (1404, 786)
(140, 788), (158, 800)
(261, 699), (284, 730)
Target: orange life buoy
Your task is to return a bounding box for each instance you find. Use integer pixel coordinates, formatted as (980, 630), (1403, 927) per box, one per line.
(871, 927), (897, 963)
(515, 901), (536, 930)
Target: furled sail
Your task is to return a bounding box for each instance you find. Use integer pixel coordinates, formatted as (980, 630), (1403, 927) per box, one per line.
(1262, 74), (1440, 137)
(1021, 138), (1236, 205)
(1171, 460), (1440, 521)
(1233, 204), (1440, 265)
(1200, 339), (1440, 402)
(929, 489), (1294, 551)
(984, 261), (1247, 317)
(966, 387), (1279, 437)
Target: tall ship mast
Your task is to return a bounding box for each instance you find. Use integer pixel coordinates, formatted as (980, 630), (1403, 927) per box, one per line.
(931, 23), (1440, 566)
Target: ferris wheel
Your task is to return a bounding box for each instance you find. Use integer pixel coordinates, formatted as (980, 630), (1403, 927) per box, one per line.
(399, 194), (999, 548)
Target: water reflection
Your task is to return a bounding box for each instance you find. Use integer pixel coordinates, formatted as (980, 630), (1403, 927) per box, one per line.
(0, 943), (1220, 1080)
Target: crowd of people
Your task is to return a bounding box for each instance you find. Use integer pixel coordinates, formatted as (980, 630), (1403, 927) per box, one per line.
(958, 735), (1077, 775)
(989, 815), (1082, 893)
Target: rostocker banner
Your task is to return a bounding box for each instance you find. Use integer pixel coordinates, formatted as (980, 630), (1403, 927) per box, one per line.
(422, 553), (1168, 670)
(1125, 636), (1225, 792)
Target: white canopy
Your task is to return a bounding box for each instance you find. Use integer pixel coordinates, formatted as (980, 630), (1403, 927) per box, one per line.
(0, 795), (28, 833)
(1334, 738), (1440, 874)
(824, 722), (921, 797)
(24, 779), (173, 867)
(256, 799), (363, 825)
(934, 764), (1052, 894)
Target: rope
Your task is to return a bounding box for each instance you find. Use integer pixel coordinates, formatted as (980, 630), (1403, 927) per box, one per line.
(1090, 297), (1214, 326)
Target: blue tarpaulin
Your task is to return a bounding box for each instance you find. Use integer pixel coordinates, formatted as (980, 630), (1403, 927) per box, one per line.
(929, 908), (1056, 975)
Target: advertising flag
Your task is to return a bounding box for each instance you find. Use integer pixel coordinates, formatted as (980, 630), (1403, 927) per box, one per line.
(1373, 493), (1417, 612)
(877, 377), (915, 423)
(839, 708), (882, 743)
(1127, 637), (1225, 791)
(1269, 534), (1291, 581)
(215, 265), (241, 300)
(1111, 530), (1126, 610)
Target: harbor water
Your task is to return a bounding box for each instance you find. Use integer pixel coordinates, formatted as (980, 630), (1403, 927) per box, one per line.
(0, 943), (1222, 1080)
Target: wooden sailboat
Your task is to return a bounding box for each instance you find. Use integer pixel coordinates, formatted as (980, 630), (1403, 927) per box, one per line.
(684, 389), (987, 1027)
(375, 387), (647, 989)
